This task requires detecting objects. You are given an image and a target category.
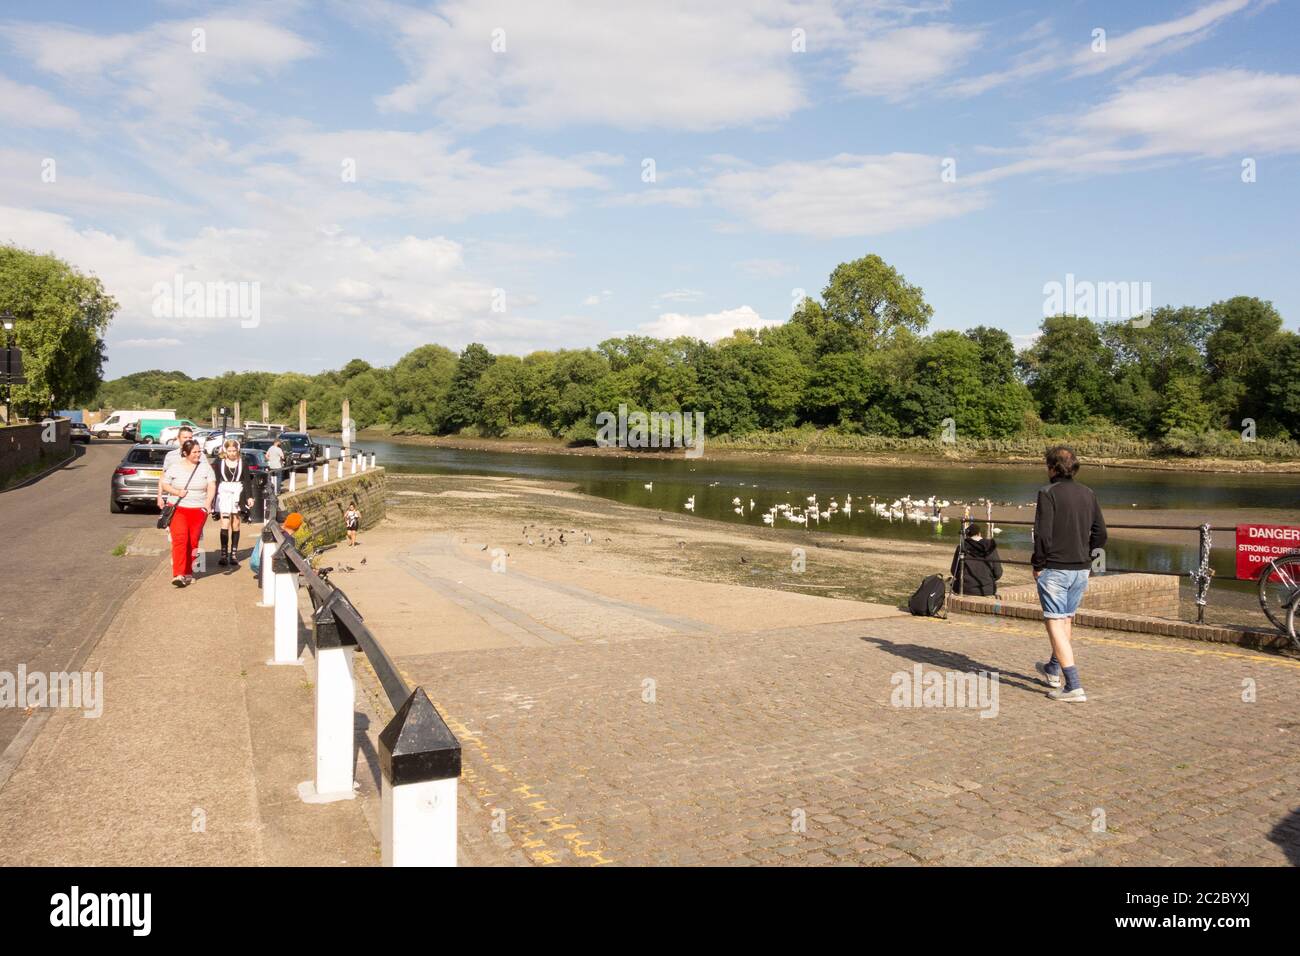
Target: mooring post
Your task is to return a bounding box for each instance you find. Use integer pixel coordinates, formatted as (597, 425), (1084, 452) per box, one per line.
(289, 469), (296, 492)
(320, 462), (328, 485)
(380, 687), (461, 867)
(271, 545), (300, 665)
(337, 458), (344, 480)
(1194, 523), (1214, 625)
(306, 595), (357, 800)
(370, 453), (376, 469)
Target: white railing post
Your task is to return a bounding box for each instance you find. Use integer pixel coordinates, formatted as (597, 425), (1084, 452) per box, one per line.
(350, 455), (357, 475)
(320, 463), (327, 485)
(289, 469), (296, 492)
(302, 598), (356, 802)
(258, 527), (278, 608)
(370, 453), (376, 469)
(379, 688), (460, 867)
(337, 458), (343, 480)
(307, 465), (314, 487)
(271, 548), (300, 665)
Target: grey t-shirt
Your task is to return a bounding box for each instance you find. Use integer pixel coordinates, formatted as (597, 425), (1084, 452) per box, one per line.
(163, 459), (215, 509)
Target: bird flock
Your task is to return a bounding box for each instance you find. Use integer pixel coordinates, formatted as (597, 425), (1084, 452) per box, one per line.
(668, 487), (1017, 534)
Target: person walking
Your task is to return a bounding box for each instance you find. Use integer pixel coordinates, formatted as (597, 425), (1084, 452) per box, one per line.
(344, 500), (361, 547)
(266, 437), (285, 493)
(161, 438), (216, 587)
(156, 424), (194, 509)
(1032, 445), (1107, 702)
(214, 439), (255, 568)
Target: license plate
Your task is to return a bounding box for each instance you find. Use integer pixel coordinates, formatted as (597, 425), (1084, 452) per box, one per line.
(143, 470), (161, 478)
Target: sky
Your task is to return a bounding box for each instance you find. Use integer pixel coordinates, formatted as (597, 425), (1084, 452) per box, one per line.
(0, 0), (1297, 379)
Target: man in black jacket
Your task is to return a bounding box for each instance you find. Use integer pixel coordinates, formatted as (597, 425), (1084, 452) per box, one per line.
(1032, 445), (1107, 702)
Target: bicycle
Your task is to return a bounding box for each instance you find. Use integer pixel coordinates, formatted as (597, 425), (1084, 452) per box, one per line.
(1257, 548), (1300, 650)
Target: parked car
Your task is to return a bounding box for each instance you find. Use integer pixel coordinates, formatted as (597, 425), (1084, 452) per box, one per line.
(110, 444), (171, 513)
(277, 432), (319, 471)
(122, 421), (139, 442)
(93, 408), (176, 440)
(241, 437), (275, 454)
(69, 421), (92, 444)
(204, 429), (245, 456)
(138, 418), (197, 443)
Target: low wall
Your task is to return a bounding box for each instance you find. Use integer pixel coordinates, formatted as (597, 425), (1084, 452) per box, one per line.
(949, 572), (1293, 653)
(0, 419), (71, 487)
(278, 467), (387, 546)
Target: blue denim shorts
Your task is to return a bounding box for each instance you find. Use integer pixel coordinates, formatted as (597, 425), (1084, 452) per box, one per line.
(1036, 568), (1090, 619)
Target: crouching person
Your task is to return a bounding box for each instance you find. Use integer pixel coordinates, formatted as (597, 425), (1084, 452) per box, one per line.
(951, 524), (1003, 596)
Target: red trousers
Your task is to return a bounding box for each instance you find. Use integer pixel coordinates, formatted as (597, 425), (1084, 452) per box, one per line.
(170, 506), (206, 577)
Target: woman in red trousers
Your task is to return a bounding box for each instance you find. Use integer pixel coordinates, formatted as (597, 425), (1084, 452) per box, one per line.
(160, 438), (216, 587)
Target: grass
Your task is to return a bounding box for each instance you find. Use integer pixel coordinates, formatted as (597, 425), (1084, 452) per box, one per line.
(111, 541), (128, 557)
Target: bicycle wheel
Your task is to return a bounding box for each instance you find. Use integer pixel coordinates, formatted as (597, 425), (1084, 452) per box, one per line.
(1258, 549), (1300, 633)
(1288, 595), (1300, 652)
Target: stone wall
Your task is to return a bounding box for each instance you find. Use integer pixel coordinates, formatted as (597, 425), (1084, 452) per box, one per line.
(992, 573), (1181, 619)
(278, 467), (386, 546)
(0, 419), (71, 487)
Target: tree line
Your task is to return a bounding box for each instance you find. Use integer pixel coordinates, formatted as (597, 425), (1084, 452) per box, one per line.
(81, 252), (1300, 451)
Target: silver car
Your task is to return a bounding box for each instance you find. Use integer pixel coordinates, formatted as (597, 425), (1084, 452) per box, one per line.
(110, 444), (172, 513)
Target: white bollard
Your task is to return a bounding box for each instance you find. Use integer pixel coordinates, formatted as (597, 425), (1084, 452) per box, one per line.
(320, 463), (328, 485)
(326, 446), (332, 460)
(307, 466), (314, 487)
(370, 453), (376, 469)
(337, 458), (343, 480)
(383, 777), (457, 867)
(289, 470), (296, 492)
(271, 563), (300, 665)
(258, 538), (278, 607)
(379, 688), (460, 867)
(308, 604), (356, 801)
(350, 455), (357, 475)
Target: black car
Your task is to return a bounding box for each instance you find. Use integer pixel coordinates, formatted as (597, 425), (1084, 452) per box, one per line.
(277, 432), (319, 471)
(122, 421), (139, 442)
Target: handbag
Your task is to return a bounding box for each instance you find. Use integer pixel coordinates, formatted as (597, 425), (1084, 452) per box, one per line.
(158, 462), (201, 529)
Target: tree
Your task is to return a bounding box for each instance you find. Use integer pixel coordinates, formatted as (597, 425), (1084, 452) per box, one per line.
(1019, 315), (1113, 425)
(392, 344), (457, 433)
(819, 254), (932, 347)
(441, 343), (496, 433)
(1158, 375), (1213, 435)
(0, 244), (117, 413)
(1204, 296), (1284, 427)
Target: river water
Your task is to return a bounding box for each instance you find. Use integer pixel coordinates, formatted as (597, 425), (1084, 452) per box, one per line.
(343, 438), (1297, 585)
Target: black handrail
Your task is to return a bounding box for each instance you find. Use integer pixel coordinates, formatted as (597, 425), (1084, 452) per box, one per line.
(266, 520), (411, 710)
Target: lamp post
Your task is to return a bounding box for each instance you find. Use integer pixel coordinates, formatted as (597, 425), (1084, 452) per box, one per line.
(1, 311), (18, 426)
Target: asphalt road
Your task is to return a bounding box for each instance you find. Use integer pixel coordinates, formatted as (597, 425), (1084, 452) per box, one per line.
(0, 440), (161, 761)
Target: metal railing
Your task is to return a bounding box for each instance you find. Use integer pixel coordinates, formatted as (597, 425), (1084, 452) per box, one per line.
(256, 464), (460, 867)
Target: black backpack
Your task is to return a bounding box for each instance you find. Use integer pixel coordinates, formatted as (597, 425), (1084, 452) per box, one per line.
(908, 575), (946, 617)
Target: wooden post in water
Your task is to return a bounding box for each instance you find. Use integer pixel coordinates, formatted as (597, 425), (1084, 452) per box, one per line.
(210, 406), (217, 428)
(262, 400), (269, 422)
(299, 399), (307, 433)
(233, 402), (241, 427)
(341, 398), (351, 456)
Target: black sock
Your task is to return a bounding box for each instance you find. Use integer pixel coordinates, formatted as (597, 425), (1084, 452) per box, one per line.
(220, 529), (229, 554)
(231, 530), (240, 554)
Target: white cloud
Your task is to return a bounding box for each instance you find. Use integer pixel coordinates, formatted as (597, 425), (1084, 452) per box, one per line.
(657, 289), (704, 303)
(736, 258), (795, 278)
(368, 0), (820, 130)
(709, 152), (990, 238)
(0, 73), (80, 128)
(1071, 0), (1252, 77)
(638, 305), (777, 341)
(844, 24), (983, 99)
(116, 337), (183, 348)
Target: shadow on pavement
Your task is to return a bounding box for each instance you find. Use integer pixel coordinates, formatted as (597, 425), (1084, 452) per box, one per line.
(860, 635), (1045, 694)
(1268, 808), (1300, 866)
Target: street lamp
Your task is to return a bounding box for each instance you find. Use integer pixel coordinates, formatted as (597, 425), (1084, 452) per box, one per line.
(0, 312), (19, 426)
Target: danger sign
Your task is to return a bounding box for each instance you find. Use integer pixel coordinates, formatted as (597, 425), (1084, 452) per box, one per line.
(1236, 524), (1300, 580)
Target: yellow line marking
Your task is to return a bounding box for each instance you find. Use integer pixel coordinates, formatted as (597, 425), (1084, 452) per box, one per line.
(394, 664), (614, 865)
(933, 615), (1300, 670)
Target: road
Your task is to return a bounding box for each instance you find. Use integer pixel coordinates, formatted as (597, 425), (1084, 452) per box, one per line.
(0, 441), (160, 764)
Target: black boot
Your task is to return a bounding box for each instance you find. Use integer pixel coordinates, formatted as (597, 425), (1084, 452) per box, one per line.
(229, 530), (241, 568)
(218, 529), (229, 565)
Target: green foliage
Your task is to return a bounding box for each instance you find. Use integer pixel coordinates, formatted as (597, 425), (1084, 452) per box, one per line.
(0, 244), (117, 413)
(89, 252), (1295, 460)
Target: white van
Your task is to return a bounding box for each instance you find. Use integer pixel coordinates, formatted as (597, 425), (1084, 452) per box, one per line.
(94, 409), (177, 439)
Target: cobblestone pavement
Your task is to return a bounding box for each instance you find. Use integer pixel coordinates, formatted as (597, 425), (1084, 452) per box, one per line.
(355, 535), (1300, 867)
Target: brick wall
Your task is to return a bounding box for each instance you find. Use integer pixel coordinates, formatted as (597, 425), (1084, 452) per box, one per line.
(0, 419), (71, 487)
(278, 467), (387, 546)
(948, 572), (1294, 653)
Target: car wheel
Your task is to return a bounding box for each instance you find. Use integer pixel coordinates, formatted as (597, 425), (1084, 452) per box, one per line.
(110, 497), (126, 514)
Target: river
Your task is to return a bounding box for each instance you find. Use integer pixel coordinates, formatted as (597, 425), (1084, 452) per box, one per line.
(337, 438), (1297, 586)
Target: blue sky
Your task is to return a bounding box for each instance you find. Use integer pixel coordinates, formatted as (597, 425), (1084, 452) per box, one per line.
(1, 0), (1297, 378)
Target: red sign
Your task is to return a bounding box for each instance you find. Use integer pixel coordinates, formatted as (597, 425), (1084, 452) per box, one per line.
(1235, 524), (1300, 580)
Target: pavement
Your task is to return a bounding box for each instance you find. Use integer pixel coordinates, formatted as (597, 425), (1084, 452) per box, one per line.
(0, 441), (161, 770)
(336, 529), (1300, 867)
(0, 516), (381, 866)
